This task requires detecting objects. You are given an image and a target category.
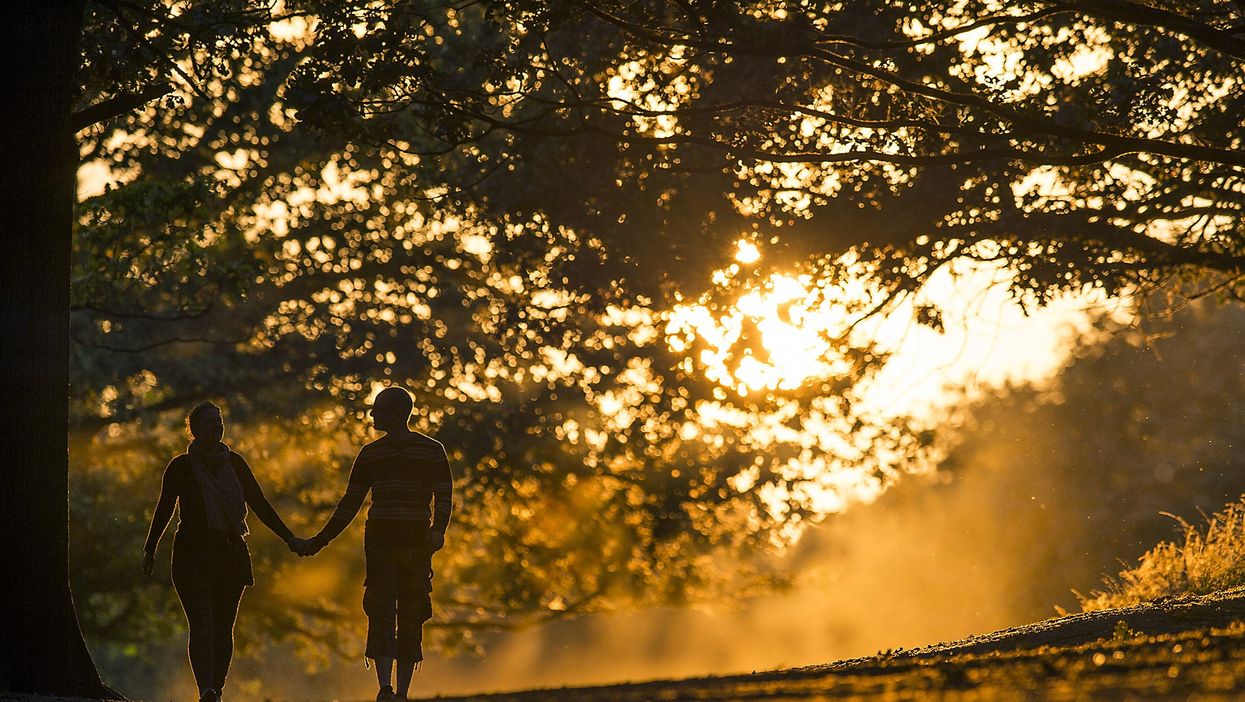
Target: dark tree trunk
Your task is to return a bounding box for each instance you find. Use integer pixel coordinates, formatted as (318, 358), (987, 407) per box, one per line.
(0, 1), (116, 697)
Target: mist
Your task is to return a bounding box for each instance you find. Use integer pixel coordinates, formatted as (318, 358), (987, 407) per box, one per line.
(97, 303), (1245, 700)
(371, 303), (1245, 699)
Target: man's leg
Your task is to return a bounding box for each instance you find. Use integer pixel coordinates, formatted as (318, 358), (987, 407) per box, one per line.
(363, 547), (398, 697)
(393, 540), (435, 699)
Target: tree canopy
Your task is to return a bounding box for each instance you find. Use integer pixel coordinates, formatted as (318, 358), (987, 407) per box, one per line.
(66, 0), (1245, 690)
(285, 0), (1244, 303)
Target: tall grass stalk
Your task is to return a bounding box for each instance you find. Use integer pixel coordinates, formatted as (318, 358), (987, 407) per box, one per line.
(1080, 498), (1245, 611)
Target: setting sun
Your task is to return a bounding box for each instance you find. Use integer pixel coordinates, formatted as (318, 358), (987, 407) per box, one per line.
(668, 272), (854, 395)
(734, 240), (761, 264)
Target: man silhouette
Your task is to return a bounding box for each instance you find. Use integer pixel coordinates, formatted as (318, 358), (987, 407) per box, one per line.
(299, 387), (453, 701)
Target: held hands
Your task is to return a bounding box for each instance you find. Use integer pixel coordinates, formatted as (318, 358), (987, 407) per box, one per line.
(300, 536), (325, 557)
(288, 535), (324, 557)
(286, 536), (307, 555)
(285, 533), (439, 556)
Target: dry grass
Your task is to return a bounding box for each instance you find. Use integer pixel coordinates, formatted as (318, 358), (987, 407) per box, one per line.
(1080, 498), (1245, 611)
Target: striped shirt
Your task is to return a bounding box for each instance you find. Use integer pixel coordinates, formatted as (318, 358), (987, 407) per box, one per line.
(317, 431), (453, 544)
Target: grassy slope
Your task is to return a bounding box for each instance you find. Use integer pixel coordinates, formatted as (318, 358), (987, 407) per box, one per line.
(11, 503), (1245, 702)
(416, 588), (1245, 701)
(4, 589), (1244, 700)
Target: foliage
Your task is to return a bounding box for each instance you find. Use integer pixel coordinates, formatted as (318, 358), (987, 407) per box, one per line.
(1080, 498), (1245, 611)
(286, 0), (1245, 308)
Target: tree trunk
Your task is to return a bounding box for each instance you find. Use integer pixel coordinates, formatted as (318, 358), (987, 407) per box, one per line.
(0, 1), (116, 697)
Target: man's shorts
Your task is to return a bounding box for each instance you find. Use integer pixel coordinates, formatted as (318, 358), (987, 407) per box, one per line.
(362, 532), (434, 661)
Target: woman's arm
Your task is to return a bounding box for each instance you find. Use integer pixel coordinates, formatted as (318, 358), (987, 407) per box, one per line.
(143, 460), (179, 574)
(231, 453), (296, 544)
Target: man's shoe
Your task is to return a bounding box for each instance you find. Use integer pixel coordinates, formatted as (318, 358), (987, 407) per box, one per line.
(377, 685), (396, 701)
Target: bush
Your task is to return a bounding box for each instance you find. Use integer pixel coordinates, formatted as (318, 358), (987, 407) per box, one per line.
(1080, 497), (1245, 611)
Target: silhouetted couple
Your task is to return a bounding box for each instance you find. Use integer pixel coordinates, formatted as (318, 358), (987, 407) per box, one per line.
(143, 387), (453, 702)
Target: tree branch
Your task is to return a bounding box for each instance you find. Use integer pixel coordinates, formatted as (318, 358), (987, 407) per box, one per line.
(817, 7), (1072, 50)
(939, 212), (1245, 274)
(1061, 0), (1245, 62)
(447, 99), (1132, 168)
(72, 83), (173, 131)
(570, 0), (1245, 169)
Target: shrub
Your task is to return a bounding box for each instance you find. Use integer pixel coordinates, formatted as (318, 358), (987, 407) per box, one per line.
(1080, 498), (1245, 611)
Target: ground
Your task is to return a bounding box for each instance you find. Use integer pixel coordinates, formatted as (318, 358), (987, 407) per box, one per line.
(416, 587), (1245, 701)
(4, 588), (1245, 701)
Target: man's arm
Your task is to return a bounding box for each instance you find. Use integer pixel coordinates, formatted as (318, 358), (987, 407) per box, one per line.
(428, 447), (453, 551)
(308, 451), (370, 552)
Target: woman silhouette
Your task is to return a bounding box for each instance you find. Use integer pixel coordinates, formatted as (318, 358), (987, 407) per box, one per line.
(143, 402), (303, 702)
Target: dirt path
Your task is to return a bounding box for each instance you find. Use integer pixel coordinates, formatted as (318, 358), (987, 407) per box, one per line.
(415, 588), (1245, 701)
(7, 590), (1245, 701)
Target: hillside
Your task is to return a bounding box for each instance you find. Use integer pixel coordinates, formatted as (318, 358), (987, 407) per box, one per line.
(416, 587), (1245, 701)
(4, 589), (1245, 702)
